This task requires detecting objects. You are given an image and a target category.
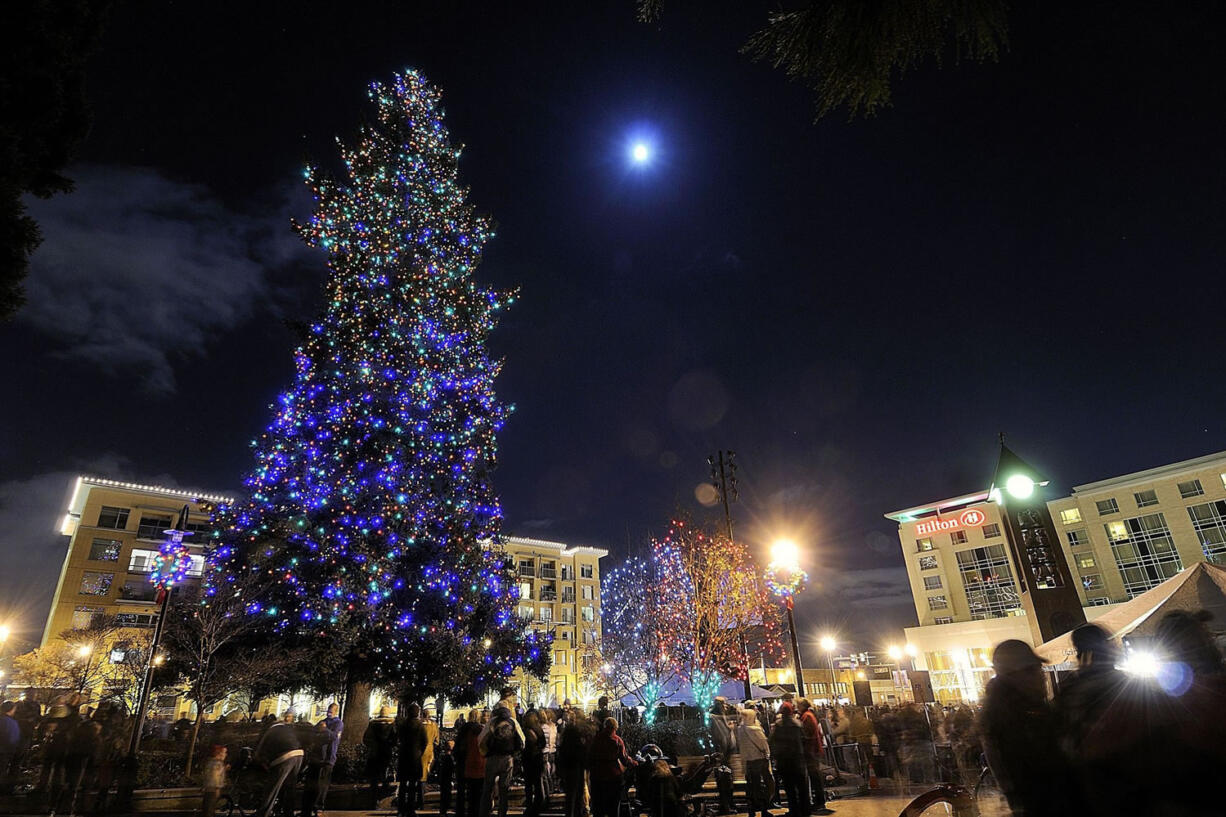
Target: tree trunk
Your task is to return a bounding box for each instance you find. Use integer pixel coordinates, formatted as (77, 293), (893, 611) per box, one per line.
(184, 707), (205, 778)
(341, 679), (371, 745)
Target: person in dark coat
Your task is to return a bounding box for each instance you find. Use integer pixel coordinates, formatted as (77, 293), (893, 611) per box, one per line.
(0, 702), (18, 795)
(455, 711), (486, 817)
(1051, 625), (1127, 815)
(302, 702), (343, 817)
(521, 709), (547, 817)
(436, 737), (456, 817)
(364, 707), (397, 804)
(645, 759), (682, 817)
(768, 703), (808, 817)
(980, 640), (1070, 817)
(586, 717), (636, 817)
(253, 712), (305, 817)
(556, 708), (595, 817)
(397, 704), (429, 817)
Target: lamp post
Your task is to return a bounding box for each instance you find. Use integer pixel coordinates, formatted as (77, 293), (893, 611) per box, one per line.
(708, 450), (753, 701)
(766, 539), (808, 697)
(128, 506), (194, 758)
(820, 636), (838, 703)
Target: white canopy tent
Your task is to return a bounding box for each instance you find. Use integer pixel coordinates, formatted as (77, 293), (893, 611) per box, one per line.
(1036, 561), (1226, 665)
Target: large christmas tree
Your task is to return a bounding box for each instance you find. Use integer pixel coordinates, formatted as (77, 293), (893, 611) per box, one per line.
(210, 69), (545, 720)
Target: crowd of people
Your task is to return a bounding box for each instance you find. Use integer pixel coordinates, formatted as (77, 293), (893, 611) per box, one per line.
(977, 612), (1226, 817)
(2, 609), (1222, 817)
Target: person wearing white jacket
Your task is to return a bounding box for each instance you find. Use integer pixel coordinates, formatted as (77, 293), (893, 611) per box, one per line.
(737, 708), (774, 817)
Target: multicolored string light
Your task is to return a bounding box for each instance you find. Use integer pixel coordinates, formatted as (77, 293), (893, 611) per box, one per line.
(208, 69), (545, 694)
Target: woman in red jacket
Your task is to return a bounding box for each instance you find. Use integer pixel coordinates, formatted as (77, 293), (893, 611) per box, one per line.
(587, 717), (637, 817)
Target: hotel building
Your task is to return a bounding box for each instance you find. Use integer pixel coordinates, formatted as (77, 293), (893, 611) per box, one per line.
(888, 450), (1226, 702)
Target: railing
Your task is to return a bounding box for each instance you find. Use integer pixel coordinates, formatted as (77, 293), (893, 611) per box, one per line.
(540, 591), (558, 601)
(518, 566), (535, 577)
(540, 567), (557, 579)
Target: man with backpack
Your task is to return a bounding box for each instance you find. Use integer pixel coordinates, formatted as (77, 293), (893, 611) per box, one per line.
(478, 688), (525, 817)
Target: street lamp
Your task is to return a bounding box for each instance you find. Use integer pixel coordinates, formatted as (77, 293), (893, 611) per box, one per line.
(128, 506), (195, 758)
(766, 539), (809, 697)
(820, 636), (838, 703)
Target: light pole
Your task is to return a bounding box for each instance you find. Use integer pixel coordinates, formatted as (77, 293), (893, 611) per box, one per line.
(708, 450), (753, 701)
(128, 506), (194, 758)
(766, 539), (808, 697)
(820, 636), (838, 703)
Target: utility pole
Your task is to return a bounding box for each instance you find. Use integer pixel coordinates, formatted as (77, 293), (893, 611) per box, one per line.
(709, 450), (753, 701)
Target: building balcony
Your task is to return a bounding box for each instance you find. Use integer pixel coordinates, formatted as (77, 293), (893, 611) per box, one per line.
(540, 567), (557, 579)
(540, 591), (557, 602)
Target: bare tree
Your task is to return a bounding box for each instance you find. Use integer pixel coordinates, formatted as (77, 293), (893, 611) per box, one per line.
(160, 575), (299, 775)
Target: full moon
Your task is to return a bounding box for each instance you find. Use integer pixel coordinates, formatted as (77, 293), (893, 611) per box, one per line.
(631, 142), (651, 163)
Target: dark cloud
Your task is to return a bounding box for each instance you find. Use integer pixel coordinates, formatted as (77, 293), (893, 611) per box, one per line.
(22, 165), (314, 394)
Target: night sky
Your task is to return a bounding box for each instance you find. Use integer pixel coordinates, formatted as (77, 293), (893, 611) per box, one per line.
(3, 1), (1224, 656)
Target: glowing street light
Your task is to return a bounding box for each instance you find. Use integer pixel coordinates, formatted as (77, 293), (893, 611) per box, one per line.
(631, 142), (651, 163)
(1005, 473), (1035, 499)
(0, 624), (11, 643)
(76, 644), (93, 658)
(766, 538), (810, 696)
(820, 635), (839, 703)
(887, 645), (903, 662)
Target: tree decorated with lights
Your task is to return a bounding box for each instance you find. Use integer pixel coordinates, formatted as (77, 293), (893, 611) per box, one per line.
(210, 69), (547, 729)
(600, 554), (679, 722)
(612, 517), (783, 723)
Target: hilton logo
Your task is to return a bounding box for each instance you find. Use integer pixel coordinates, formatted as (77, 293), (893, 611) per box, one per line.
(916, 508), (987, 536)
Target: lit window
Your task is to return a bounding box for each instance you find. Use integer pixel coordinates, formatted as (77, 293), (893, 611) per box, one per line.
(950, 530), (968, 545)
(539, 607), (552, 623)
(1186, 500), (1226, 564)
(88, 539), (122, 562)
(955, 544), (1021, 620)
(518, 606), (533, 619)
(981, 523), (1001, 538)
(96, 506), (130, 530)
(928, 595), (948, 610)
(137, 515), (173, 540)
(1178, 480), (1205, 499)
(1220, 474), (1226, 491)
(918, 555), (938, 570)
(916, 538), (934, 552)
(580, 564), (594, 579)
(582, 605), (595, 622)
(79, 571), (114, 596)
(1060, 508), (1083, 526)
(582, 585), (594, 600)
(519, 582), (532, 600)
(71, 606), (105, 629)
(934, 616), (953, 625)
(1077, 556), (1097, 569)
(119, 580), (156, 602)
(1066, 529), (1092, 548)
(128, 548), (157, 574)
(1081, 573), (1104, 590)
(1134, 490), (1158, 508)
(1104, 512), (1183, 597)
(1096, 499), (1120, 516)
(923, 576), (942, 590)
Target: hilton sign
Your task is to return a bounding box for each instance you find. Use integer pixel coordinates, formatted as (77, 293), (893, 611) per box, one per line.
(915, 508), (987, 536)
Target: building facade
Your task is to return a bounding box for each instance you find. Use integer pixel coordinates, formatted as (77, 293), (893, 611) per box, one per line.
(1048, 451), (1226, 605)
(47, 476), (230, 647)
(888, 450), (1226, 702)
(500, 535), (608, 707)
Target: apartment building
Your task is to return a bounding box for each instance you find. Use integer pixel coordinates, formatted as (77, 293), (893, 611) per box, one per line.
(500, 535), (608, 706)
(46, 476), (230, 646)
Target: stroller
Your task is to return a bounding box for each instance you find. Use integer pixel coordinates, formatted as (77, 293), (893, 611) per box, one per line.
(632, 745), (723, 817)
